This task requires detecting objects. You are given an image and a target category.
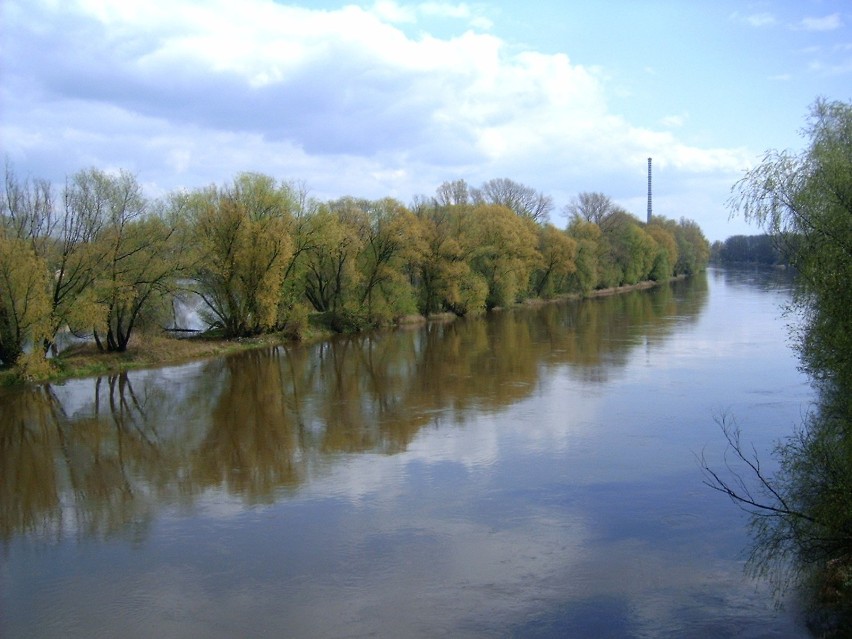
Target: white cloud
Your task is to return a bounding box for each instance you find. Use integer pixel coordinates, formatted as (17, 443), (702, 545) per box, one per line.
(1, 0), (753, 241)
(660, 113), (688, 128)
(799, 13), (843, 32)
(730, 11), (776, 28)
(370, 0), (417, 23)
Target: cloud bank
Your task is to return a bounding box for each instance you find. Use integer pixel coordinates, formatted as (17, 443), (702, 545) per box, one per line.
(2, 0), (752, 236)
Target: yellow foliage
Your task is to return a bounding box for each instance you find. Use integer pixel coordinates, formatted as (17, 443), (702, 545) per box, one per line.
(0, 234), (53, 365)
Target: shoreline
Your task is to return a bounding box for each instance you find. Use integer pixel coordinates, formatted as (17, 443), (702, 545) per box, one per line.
(0, 277), (679, 388)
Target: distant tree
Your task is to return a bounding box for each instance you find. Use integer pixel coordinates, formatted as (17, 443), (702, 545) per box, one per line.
(435, 179), (471, 207)
(472, 178), (553, 223)
(564, 192), (615, 228)
(713, 234), (783, 265)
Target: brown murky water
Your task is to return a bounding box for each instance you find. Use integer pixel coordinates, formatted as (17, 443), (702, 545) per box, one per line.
(1, 268), (814, 637)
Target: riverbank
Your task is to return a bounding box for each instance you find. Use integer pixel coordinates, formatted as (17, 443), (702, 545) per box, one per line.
(0, 277), (676, 388)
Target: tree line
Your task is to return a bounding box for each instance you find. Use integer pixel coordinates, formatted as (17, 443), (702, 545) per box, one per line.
(710, 233), (788, 266)
(1, 167), (710, 372)
(2, 280), (707, 541)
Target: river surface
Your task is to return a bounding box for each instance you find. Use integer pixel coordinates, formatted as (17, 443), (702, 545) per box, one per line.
(1, 267), (816, 638)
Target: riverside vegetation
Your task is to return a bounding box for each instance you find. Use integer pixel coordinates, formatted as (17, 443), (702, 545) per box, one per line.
(703, 98), (852, 636)
(1, 170), (710, 384)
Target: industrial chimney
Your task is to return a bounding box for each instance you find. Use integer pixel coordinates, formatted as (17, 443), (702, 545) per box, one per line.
(647, 157), (652, 224)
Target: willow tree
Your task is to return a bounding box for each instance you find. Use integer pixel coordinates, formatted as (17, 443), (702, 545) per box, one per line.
(532, 224), (577, 298)
(95, 212), (191, 352)
(0, 166), (54, 367)
(0, 234), (52, 367)
(733, 99), (852, 385)
(302, 204), (364, 318)
(1, 165), (108, 354)
(468, 204), (541, 309)
(704, 99), (852, 623)
(566, 217), (602, 293)
(646, 222), (678, 280)
(190, 173), (295, 337)
(472, 178), (554, 223)
(414, 203), (485, 316)
(353, 197), (425, 323)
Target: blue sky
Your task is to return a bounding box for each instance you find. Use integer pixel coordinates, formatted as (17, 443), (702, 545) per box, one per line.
(2, 0), (849, 240)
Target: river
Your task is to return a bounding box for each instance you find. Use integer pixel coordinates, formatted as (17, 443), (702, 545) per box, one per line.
(0, 267), (815, 638)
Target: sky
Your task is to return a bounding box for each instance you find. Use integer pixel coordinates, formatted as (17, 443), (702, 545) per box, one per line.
(1, 0), (850, 241)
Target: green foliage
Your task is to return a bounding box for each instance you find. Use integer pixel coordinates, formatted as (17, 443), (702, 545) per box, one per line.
(646, 224), (678, 281)
(532, 224), (577, 298)
(302, 204), (362, 315)
(0, 234), (52, 366)
(414, 203), (485, 316)
(2, 161), (714, 358)
(566, 218), (602, 293)
(189, 173), (295, 338)
(712, 234), (783, 265)
(717, 98), (852, 627)
(468, 204), (540, 309)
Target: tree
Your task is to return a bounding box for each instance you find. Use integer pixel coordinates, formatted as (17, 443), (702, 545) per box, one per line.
(532, 225), (577, 297)
(276, 180), (321, 334)
(564, 192), (616, 228)
(345, 197), (425, 323)
(472, 178), (553, 223)
(0, 165), (55, 367)
(414, 202), (485, 316)
(190, 173), (295, 337)
(468, 204), (541, 309)
(46, 168), (127, 350)
(79, 170), (193, 352)
(733, 99), (852, 386)
(0, 234), (51, 366)
(2, 162), (56, 255)
(646, 223), (678, 280)
(95, 210), (190, 352)
(705, 99), (852, 624)
(435, 179), (471, 207)
(673, 218), (711, 276)
(3, 166), (112, 354)
(302, 204), (363, 317)
(566, 217), (602, 293)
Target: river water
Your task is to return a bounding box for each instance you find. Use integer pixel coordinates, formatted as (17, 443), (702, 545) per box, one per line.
(1, 267), (816, 638)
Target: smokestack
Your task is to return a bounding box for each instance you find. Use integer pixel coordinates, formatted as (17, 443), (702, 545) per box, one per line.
(646, 157), (652, 224)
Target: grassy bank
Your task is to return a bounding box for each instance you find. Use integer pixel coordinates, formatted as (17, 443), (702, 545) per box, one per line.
(0, 329), (330, 388)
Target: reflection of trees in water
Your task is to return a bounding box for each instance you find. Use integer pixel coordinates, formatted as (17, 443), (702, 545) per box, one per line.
(1, 276), (708, 542)
(530, 275), (707, 384)
(703, 374), (852, 635)
(0, 386), (64, 543)
(194, 349), (306, 501)
(0, 373), (188, 545)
